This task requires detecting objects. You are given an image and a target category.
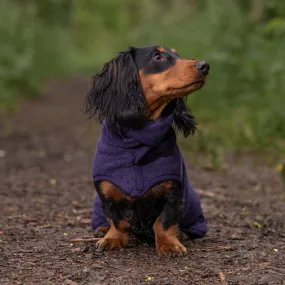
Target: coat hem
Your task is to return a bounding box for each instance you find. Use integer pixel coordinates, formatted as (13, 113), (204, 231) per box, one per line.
(93, 174), (182, 197)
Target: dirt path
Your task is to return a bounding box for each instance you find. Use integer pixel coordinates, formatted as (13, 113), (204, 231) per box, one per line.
(1, 77), (285, 285)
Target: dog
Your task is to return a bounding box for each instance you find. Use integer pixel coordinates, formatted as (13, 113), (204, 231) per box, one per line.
(85, 45), (209, 256)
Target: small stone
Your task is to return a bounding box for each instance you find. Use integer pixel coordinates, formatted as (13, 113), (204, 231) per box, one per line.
(72, 247), (81, 253)
(257, 275), (270, 285)
(64, 279), (78, 285)
(0, 150), (6, 158)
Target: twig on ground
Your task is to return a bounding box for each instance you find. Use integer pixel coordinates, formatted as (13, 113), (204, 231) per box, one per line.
(70, 236), (138, 243)
(70, 237), (100, 243)
(213, 246), (233, 250)
(72, 209), (93, 214)
(36, 224), (53, 229)
(196, 189), (216, 198)
(190, 245), (234, 252)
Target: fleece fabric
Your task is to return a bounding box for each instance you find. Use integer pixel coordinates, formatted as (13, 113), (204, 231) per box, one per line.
(91, 114), (207, 238)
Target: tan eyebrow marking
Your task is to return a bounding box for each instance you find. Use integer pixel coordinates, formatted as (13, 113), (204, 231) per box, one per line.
(157, 47), (166, 52)
(171, 48), (177, 53)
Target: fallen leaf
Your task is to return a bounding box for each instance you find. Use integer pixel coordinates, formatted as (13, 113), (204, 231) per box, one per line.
(145, 276), (152, 282)
(253, 221), (263, 229)
(275, 163), (284, 172)
(72, 200), (80, 206)
(38, 150), (46, 158)
(219, 271), (225, 281)
(50, 178), (57, 185)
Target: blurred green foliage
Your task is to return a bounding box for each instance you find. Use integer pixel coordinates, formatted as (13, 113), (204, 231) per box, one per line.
(0, 0), (284, 156)
(0, 0), (73, 109)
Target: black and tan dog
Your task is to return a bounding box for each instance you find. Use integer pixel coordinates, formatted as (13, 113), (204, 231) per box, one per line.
(85, 46), (209, 256)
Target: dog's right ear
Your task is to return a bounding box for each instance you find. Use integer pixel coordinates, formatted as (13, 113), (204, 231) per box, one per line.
(85, 49), (147, 135)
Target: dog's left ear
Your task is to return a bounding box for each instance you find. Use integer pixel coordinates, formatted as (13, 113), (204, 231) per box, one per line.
(169, 98), (197, 137)
(85, 48), (146, 135)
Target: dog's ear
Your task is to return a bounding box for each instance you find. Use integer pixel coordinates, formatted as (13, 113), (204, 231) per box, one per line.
(170, 98), (197, 137)
(85, 48), (146, 134)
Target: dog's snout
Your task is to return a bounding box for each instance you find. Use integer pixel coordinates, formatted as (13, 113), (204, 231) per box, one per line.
(195, 61), (210, 76)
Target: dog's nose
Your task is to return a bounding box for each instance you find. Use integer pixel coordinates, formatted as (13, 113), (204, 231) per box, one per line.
(195, 61), (210, 76)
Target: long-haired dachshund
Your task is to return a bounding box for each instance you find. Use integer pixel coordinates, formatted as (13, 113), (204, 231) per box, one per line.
(85, 45), (210, 256)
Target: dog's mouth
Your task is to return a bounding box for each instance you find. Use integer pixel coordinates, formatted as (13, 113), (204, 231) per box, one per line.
(169, 76), (207, 92)
(179, 78), (206, 90)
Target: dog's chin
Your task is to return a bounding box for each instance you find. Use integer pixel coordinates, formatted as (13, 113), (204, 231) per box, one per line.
(173, 77), (206, 95)
(175, 81), (205, 98)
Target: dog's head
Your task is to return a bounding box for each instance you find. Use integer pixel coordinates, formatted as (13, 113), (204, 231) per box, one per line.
(85, 45), (209, 137)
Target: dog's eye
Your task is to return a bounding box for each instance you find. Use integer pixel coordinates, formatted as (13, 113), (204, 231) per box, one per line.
(152, 53), (163, 62)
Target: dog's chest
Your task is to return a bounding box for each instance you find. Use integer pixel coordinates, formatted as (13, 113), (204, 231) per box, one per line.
(122, 195), (166, 240)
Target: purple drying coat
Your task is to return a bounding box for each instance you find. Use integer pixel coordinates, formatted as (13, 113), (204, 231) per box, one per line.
(91, 114), (207, 238)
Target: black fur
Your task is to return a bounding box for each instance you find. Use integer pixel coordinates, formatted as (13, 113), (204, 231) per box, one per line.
(85, 49), (147, 135)
(159, 181), (182, 230)
(164, 98), (197, 137)
(95, 180), (182, 243)
(85, 46), (196, 137)
(94, 181), (131, 230)
(133, 46), (178, 75)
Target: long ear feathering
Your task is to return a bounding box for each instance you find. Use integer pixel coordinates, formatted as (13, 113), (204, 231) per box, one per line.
(85, 48), (147, 135)
(168, 98), (197, 138)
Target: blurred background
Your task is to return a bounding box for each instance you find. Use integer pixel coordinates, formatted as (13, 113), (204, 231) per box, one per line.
(1, 0), (284, 161)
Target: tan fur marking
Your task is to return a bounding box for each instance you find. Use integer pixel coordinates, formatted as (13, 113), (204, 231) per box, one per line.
(100, 181), (131, 201)
(157, 46), (166, 52)
(96, 220), (129, 251)
(117, 219), (131, 232)
(138, 59), (205, 120)
(153, 217), (187, 256)
(145, 180), (173, 198)
(94, 225), (110, 237)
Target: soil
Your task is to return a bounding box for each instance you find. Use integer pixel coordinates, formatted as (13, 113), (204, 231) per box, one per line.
(0, 77), (285, 285)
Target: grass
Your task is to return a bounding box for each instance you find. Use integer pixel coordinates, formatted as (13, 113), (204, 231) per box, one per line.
(1, 0), (284, 159)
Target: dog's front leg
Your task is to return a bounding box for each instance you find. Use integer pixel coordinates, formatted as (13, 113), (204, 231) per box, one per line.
(153, 181), (187, 256)
(94, 181), (131, 251)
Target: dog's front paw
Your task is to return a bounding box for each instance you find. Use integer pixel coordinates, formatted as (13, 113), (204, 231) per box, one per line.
(156, 239), (187, 257)
(94, 226), (110, 238)
(96, 237), (127, 251)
